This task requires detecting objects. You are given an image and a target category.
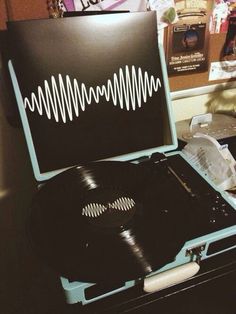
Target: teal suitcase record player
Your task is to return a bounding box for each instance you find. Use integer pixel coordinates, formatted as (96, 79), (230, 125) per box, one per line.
(7, 11), (236, 306)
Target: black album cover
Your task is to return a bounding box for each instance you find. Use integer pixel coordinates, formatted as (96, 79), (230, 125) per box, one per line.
(7, 12), (171, 177)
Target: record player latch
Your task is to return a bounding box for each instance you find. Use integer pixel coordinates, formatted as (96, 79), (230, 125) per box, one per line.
(186, 244), (206, 264)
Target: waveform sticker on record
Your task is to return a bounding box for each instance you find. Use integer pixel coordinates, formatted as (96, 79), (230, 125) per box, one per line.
(7, 12), (171, 178)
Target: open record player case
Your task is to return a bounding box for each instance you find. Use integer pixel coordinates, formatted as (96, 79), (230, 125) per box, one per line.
(7, 11), (236, 306)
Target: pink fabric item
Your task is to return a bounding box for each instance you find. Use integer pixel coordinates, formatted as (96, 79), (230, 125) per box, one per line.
(63, 0), (75, 11)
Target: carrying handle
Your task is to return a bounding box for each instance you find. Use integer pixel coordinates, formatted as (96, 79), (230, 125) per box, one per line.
(143, 262), (200, 293)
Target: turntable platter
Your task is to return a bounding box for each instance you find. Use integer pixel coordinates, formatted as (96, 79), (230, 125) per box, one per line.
(29, 161), (190, 283)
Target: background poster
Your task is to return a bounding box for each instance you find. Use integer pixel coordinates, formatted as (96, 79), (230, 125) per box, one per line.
(166, 0), (212, 75)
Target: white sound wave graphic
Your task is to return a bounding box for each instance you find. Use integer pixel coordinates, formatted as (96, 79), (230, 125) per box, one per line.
(82, 197), (136, 218)
(23, 65), (162, 123)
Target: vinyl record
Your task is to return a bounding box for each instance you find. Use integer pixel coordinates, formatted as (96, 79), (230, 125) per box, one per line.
(29, 160), (191, 283)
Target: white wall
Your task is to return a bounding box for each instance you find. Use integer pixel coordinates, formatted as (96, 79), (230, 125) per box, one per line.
(172, 87), (236, 122)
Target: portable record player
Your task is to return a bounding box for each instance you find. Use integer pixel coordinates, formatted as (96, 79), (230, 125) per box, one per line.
(7, 11), (236, 306)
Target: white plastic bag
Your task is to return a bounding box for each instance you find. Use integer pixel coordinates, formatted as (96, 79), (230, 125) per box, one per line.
(182, 133), (236, 191)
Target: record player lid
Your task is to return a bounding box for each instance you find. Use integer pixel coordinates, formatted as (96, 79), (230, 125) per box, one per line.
(7, 11), (177, 182)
